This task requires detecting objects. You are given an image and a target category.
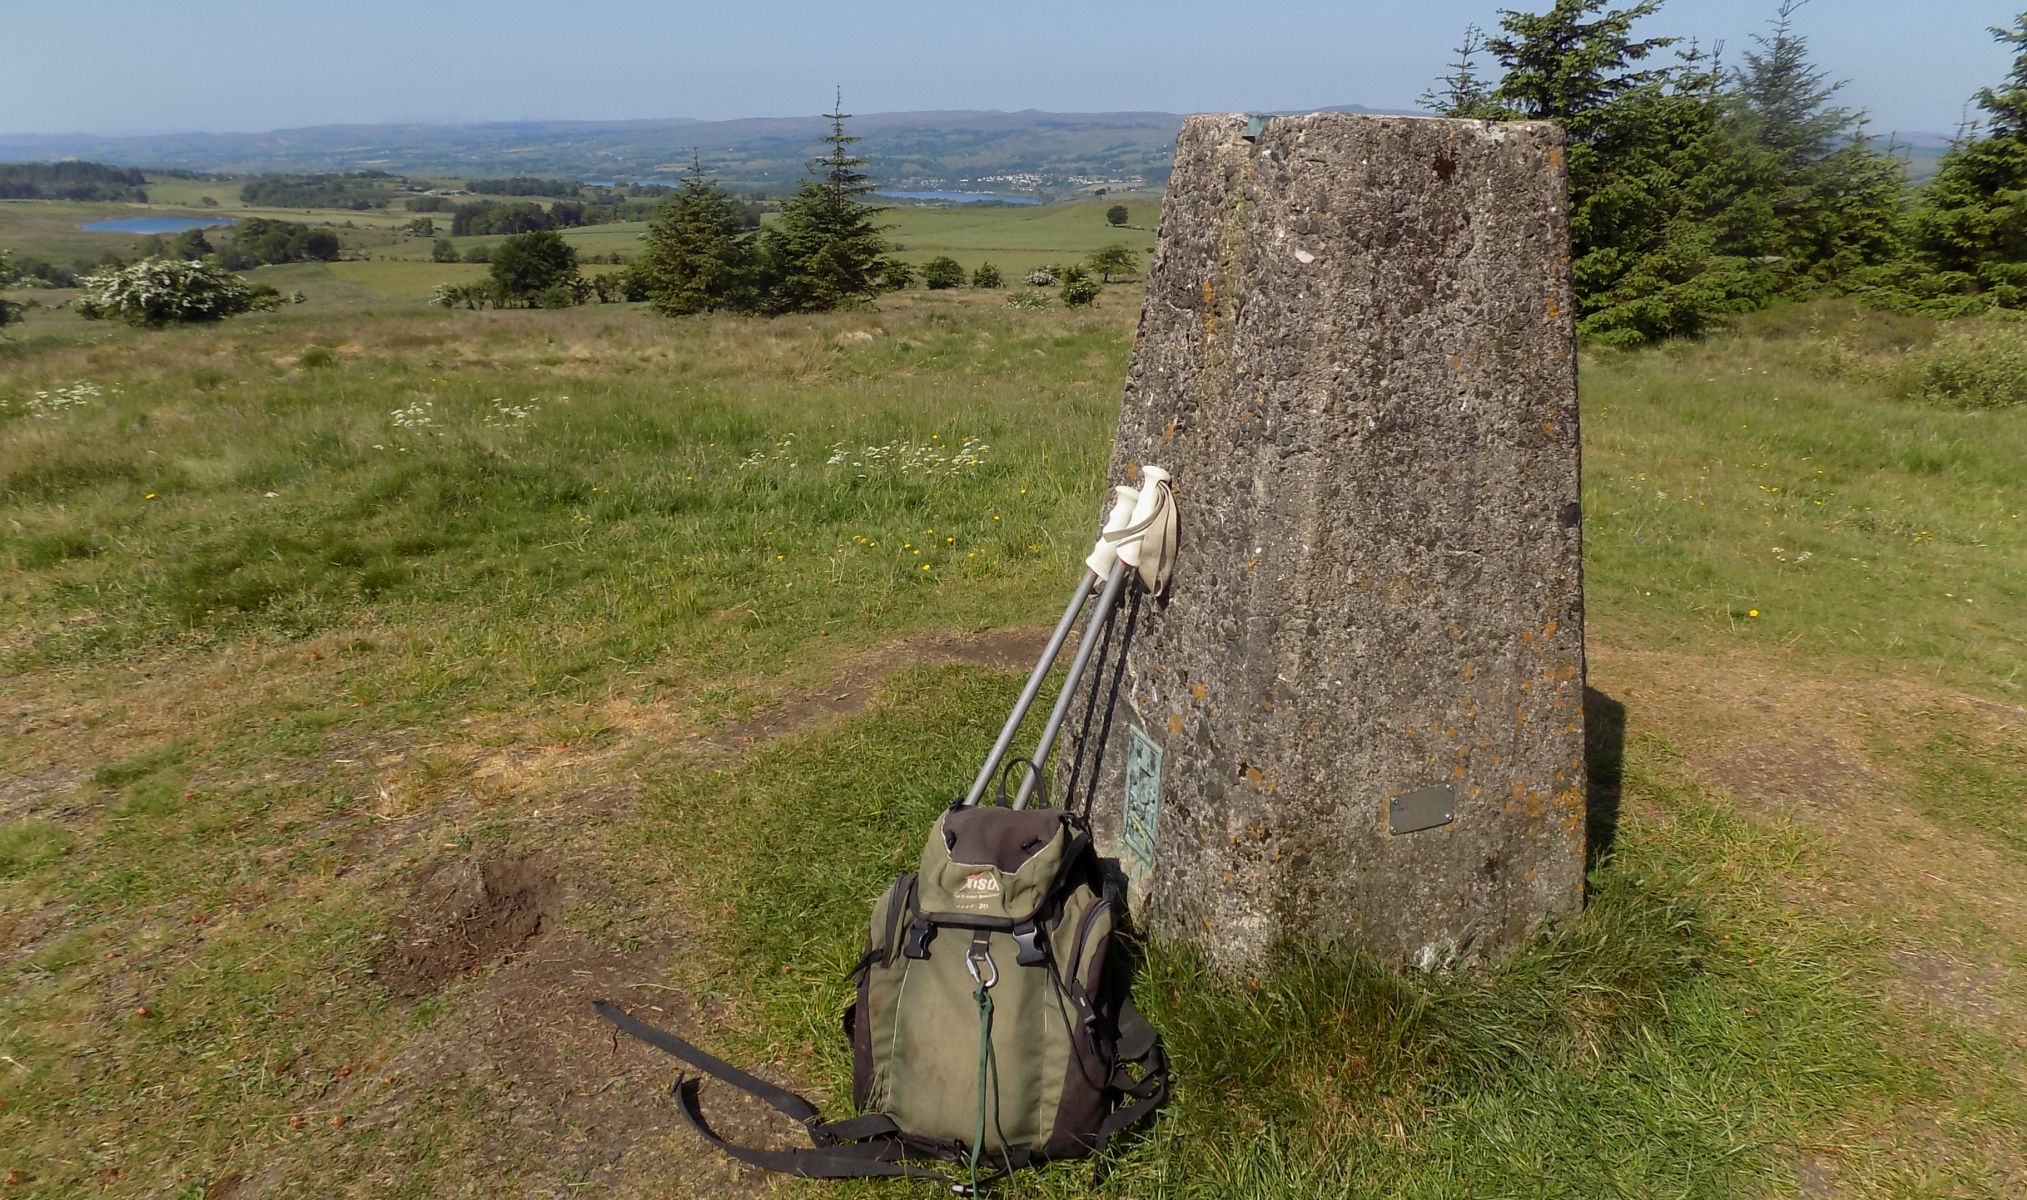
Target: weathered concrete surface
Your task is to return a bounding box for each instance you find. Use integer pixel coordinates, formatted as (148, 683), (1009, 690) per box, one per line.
(1067, 112), (1585, 972)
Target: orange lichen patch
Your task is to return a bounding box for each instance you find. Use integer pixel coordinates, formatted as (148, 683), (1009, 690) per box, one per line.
(1192, 681), (1208, 703)
(1546, 296), (1560, 319)
(1167, 713), (1184, 736)
(1547, 145), (1564, 169)
(1246, 765), (1265, 789)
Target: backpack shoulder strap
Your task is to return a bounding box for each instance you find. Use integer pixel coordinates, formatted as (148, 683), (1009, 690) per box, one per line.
(1093, 995), (1172, 1149)
(593, 999), (951, 1181)
(670, 1078), (952, 1180)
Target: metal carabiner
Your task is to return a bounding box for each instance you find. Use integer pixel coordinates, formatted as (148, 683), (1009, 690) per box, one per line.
(964, 941), (998, 990)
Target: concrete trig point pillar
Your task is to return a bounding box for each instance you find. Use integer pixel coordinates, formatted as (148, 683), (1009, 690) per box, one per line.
(1076, 112), (1586, 972)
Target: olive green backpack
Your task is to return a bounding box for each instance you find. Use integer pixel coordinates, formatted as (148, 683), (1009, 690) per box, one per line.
(592, 802), (1168, 1188)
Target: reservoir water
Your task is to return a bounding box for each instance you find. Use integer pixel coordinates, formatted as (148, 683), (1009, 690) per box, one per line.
(79, 216), (238, 235)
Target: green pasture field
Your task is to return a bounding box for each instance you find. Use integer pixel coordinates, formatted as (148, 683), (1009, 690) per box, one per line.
(882, 197), (1160, 277)
(4, 187), (1158, 306)
(0, 198), (236, 265)
(1, 255), (2023, 1198)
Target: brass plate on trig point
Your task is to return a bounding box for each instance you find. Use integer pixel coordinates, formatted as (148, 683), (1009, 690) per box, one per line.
(1388, 785), (1455, 835)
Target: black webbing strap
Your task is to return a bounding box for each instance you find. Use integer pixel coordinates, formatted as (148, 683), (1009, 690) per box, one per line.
(670, 1078), (951, 1181)
(1094, 998), (1172, 1148)
(594, 999), (951, 1180)
(593, 999), (819, 1127)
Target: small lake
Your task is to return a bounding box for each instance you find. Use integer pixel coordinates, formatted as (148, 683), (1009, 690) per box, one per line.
(878, 190), (1044, 206)
(79, 216), (238, 235)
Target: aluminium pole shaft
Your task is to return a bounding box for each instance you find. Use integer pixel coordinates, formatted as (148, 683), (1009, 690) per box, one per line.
(958, 569), (1097, 808)
(1010, 559), (1132, 809)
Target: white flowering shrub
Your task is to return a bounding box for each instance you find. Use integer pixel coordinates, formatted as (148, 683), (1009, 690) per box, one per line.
(1006, 291), (1050, 310)
(76, 258), (257, 326)
(1024, 267), (1058, 287)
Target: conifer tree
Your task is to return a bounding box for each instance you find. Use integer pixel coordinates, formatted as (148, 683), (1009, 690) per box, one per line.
(1471, 0), (1766, 344)
(637, 152), (758, 315)
(1912, 12), (2027, 309)
(761, 91), (891, 312)
(1729, 0), (1906, 288)
(1421, 25), (1496, 117)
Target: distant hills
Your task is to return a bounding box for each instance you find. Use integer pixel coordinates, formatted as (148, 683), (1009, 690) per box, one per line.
(0, 110), (1960, 195)
(0, 108), (1390, 197)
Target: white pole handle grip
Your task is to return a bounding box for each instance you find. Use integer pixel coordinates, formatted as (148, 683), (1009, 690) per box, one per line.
(1116, 466), (1170, 569)
(1084, 486), (1140, 577)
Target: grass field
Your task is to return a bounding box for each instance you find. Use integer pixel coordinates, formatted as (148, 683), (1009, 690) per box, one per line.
(2, 185), (1161, 301)
(0, 267), (2023, 1198)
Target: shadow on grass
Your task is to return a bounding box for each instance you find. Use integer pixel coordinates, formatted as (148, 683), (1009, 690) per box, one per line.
(1584, 685), (1626, 875)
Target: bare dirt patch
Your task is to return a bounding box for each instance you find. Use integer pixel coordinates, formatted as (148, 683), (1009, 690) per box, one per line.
(373, 852), (560, 999)
(1594, 646), (2027, 1039)
(709, 626), (1050, 750)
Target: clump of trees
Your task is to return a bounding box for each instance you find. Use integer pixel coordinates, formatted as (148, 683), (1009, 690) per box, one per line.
(218, 218), (342, 269)
(922, 257), (965, 289)
(0, 161), (148, 202)
(0, 251), (23, 330)
(430, 230), (619, 310)
(1893, 13), (2027, 313)
(75, 259), (276, 325)
(240, 172), (397, 209)
(1427, 0), (2027, 342)
(1106, 204), (1129, 226)
(448, 196), (673, 237)
(625, 98), (892, 316)
(489, 229), (583, 307)
(467, 176), (582, 197)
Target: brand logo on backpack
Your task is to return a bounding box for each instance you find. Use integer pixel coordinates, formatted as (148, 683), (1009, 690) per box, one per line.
(959, 872), (1001, 896)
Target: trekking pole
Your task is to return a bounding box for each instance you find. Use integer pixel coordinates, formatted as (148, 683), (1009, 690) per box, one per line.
(1012, 468), (1171, 810)
(958, 486), (1140, 809)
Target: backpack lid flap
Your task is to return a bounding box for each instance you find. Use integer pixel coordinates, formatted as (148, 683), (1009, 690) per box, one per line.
(918, 807), (1069, 921)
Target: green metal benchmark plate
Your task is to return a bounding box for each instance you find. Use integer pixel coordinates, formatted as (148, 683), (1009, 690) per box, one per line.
(1389, 785), (1455, 835)
(1123, 725), (1165, 875)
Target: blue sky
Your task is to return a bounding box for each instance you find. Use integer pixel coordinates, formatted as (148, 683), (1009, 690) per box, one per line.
(6, 0), (2019, 136)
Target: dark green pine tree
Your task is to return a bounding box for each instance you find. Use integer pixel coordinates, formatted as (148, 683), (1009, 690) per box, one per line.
(637, 152), (758, 316)
(761, 90), (891, 312)
(1482, 0), (1675, 140)
(1478, 0), (1769, 344)
(1729, 0), (1907, 290)
(1913, 12), (2027, 309)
